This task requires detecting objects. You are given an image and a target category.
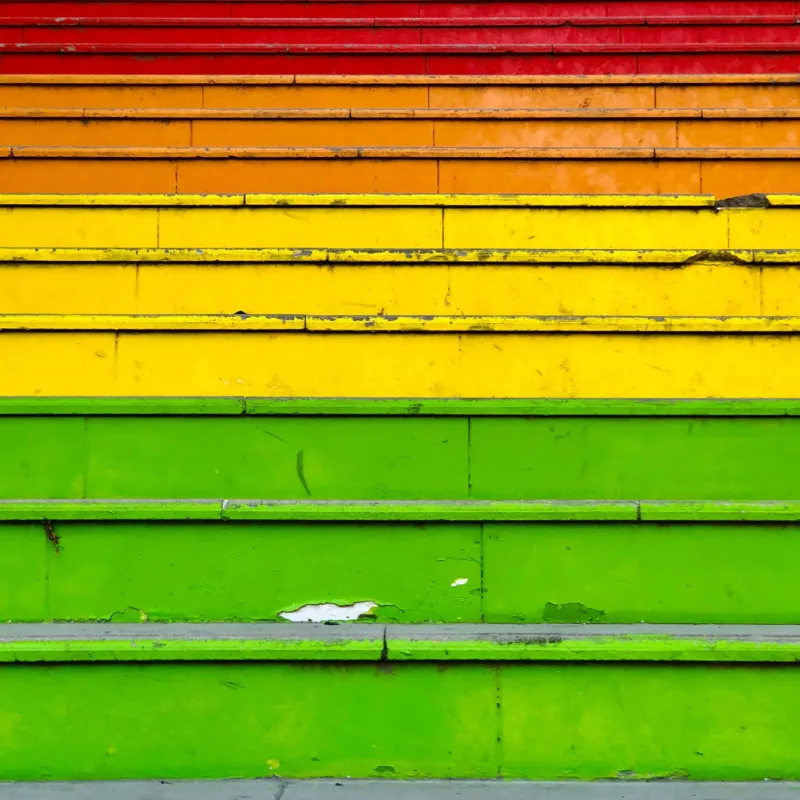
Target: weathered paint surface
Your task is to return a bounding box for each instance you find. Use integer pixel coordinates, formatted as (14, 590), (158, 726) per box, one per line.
(2, 76), (799, 112)
(469, 416), (800, 500)
(0, 200), (753, 252)
(43, 521), (480, 624)
(0, 260), (768, 317)
(4, 153), (800, 196)
(1, 199), (797, 254)
(0, 660), (798, 780)
(4, 517), (800, 624)
(7, 113), (800, 150)
(8, 313), (800, 333)
(2, 623), (800, 663)
(483, 522), (800, 624)
(7, 313), (800, 333)
(5, 414), (800, 500)
(7, 331), (800, 396)
(6, 50), (800, 77)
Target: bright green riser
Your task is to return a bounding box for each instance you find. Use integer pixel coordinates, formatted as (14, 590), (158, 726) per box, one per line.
(2, 659), (800, 782)
(7, 409), (800, 500)
(5, 519), (800, 624)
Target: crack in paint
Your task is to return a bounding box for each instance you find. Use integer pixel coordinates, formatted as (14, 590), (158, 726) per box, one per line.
(296, 449), (312, 497)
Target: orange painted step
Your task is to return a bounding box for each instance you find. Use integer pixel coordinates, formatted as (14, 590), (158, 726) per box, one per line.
(1, 75), (799, 111)
(2, 145), (799, 196)
(4, 108), (800, 148)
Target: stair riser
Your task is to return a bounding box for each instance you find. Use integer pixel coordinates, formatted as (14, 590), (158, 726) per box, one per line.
(2, 1), (792, 19)
(1, 413), (799, 501)
(9, 24), (800, 46)
(4, 330), (800, 396)
(1, 156), (798, 195)
(1, 660), (799, 780)
(4, 519), (800, 624)
(2, 82), (797, 111)
(0, 261), (781, 316)
(3, 204), (762, 250)
(5, 118), (800, 148)
(4, 52), (800, 75)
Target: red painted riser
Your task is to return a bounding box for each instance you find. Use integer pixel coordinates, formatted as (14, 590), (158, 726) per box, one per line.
(1, 1), (797, 18)
(4, 49), (800, 73)
(5, 18), (800, 45)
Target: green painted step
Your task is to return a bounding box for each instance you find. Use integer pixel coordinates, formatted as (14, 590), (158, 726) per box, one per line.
(0, 623), (799, 782)
(5, 499), (800, 625)
(5, 399), (800, 501)
(5, 500), (800, 624)
(2, 782), (799, 800)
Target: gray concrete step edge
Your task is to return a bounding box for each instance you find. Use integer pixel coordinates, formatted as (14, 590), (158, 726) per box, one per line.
(0, 780), (797, 800)
(4, 623), (800, 643)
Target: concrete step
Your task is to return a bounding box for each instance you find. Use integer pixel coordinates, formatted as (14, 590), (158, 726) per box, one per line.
(5, 19), (800, 74)
(4, 107), (800, 148)
(2, 499), (800, 624)
(2, 75), (797, 111)
(3, 145), (800, 195)
(0, 246), (796, 317)
(9, 313), (800, 396)
(0, 623), (799, 780)
(1, 398), (800, 500)
(2, 46), (799, 76)
(1, 781), (800, 799)
(3, 1), (794, 20)
(0, 192), (754, 251)
(7, 15), (800, 47)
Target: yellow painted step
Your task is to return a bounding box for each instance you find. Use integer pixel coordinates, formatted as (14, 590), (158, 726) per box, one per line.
(3, 325), (800, 398)
(7, 247), (800, 317)
(2, 75), (799, 111)
(1, 194), (799, 250)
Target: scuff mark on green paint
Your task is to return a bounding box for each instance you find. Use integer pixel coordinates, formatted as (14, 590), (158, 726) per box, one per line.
(542, 602), (606, 623)
(106, 606), (149, 623)
(614, 768), (690, 781)
(296, 450), (312, 497)
(43, 519), (60, 554)
(374, 766), (396, 774)
(262, 429), (287, 444)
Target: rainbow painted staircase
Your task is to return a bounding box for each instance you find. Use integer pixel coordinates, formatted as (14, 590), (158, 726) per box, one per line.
(3, 1), (800, 794)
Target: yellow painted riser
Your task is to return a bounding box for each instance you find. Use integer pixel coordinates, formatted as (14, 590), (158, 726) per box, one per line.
(9, 262), (800, 316)
(2, 158), (800, 196)
(2, 207), (798, 249)
(5, 331), (800, 398)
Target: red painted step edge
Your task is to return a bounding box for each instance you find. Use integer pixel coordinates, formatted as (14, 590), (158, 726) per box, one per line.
(4, 49), (800, 74)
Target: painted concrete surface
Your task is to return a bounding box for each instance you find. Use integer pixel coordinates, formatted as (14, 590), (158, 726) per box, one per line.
(0, 780), (798, 799)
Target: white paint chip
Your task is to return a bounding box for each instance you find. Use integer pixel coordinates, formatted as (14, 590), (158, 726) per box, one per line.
(451, 578), (469, 587)
(279, 601), (377, 623)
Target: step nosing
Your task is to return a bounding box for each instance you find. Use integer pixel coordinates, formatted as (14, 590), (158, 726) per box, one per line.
(0, 780), (797, 799)
(1, 623), (800, 665)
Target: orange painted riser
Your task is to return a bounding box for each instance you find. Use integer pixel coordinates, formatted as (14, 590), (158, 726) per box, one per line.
(2, 76), (799, 111)
(1, 150), (798, 195)
(3, 113), (800, 148)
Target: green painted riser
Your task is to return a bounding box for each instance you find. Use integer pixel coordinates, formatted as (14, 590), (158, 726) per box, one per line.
(2, 661), (800, 781)
(7, 415), (800, 500)
(7, 520), (800, 624)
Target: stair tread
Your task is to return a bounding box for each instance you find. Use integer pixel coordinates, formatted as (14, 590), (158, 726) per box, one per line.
(1, 780), (799, 800)
(3, 623), (800, 663)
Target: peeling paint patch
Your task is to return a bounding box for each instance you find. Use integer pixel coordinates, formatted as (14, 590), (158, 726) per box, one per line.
(451, 578), (469, 587)
(543, 601), (606, 623)
(279, 601), (377, 623)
